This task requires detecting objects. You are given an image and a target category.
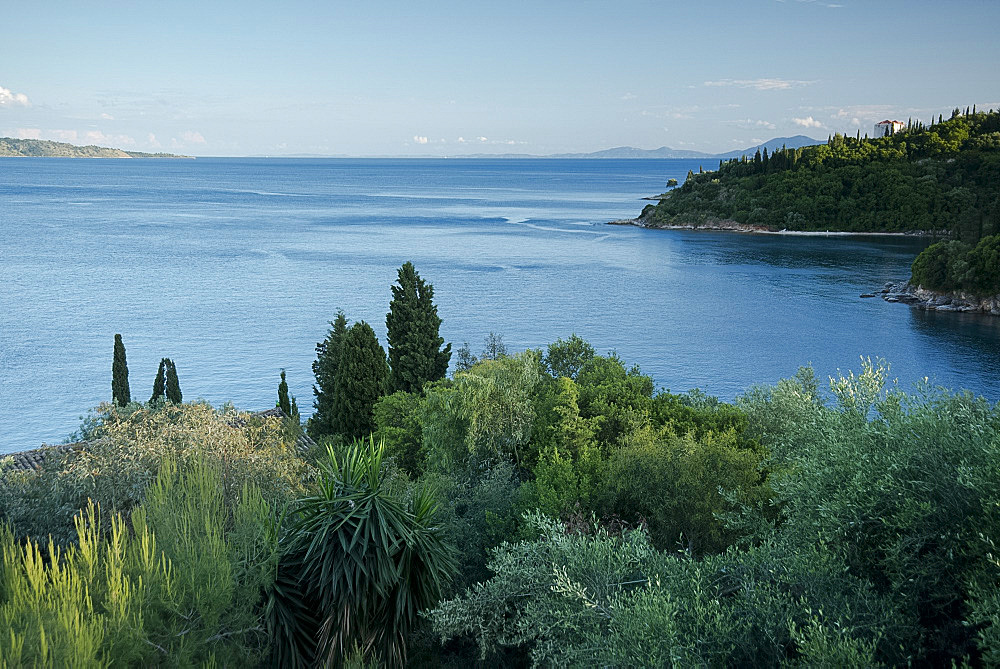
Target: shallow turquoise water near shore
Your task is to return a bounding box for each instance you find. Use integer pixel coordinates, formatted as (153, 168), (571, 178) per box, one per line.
(1, 157), (998, 452)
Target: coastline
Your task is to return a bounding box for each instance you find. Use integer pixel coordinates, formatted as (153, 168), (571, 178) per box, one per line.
(877, 281), (1000, 316)
(608, 216), (935, 237)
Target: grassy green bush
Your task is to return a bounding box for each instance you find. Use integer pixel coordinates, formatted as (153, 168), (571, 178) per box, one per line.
(1, 402), (312, 544)
(0, 458), (278, 666)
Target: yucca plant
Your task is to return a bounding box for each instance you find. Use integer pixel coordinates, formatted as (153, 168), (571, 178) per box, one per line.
(267, 437), (457, 667)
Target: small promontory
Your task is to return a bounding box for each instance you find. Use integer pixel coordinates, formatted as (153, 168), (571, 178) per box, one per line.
(0, 137), (191, 158)
(633, 107), (1000, 235)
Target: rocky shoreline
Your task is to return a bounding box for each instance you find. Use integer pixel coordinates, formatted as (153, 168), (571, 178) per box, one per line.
(871, 282), (1000, 316)
(609, 214), (933, 237)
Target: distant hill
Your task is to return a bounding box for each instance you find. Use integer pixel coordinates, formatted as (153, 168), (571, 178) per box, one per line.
(714, 135), (822, 159)
(546, 146), (711, 159)
(455, 137), (821, 160)
(638, 109), (1000, 235)
(0, 137), (190, 158)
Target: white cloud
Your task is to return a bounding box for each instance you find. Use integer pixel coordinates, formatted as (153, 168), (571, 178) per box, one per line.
(181, 130), (206, 144)
(734, 118), (776, 130)
(0, 86), (30, 107)
(15, 128), (41, 139)
(50, 129), (78, 142)
(792, 116), (823, 128)
(85, 130), (135, 146)
(147, 133), (161, 148)
(621, 92), (637, 101)
(476, 136), (488, 142)
(704, 78), (813, 91)
(413, 135), (429, 144)
(100, 113), (114, 120)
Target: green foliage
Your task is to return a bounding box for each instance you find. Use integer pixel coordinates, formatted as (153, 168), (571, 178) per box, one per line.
(601, 426), (767, 554)
(164, 358), (182, 403)
(455, 351), (541, 466)
(422, 460), (523, 592)
(310, 310), (348, 439)
(111, 333), (130, 406)
(739, 359), (1000, 664)
(266, 438), (457, 668)
(386, 261), (451, 393)
(0, 458), (278, 666)
(374, 390), (425, 475)
(150, 358), (167, 403)
(419, 381), (470, 472)
(524, 377), (601, 517)
(575, 354), (654, 449)
(331, 321), (390, 441)
(0, 402), (311, 545)
(911, 234), (1000, 295)
(277, 369), (291, 416)
(543, 333), (595, 380)
(648, 109), (1000, 235)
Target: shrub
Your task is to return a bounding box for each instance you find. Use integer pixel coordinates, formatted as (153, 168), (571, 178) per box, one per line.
(267, 438), (457, 668)
(0, 458), (278, 666)
(0, 402), (311, 544)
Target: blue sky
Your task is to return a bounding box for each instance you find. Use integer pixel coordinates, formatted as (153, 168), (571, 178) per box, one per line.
(2, 0), (998, 156)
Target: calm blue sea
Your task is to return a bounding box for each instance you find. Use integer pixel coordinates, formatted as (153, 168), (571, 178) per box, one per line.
(1, 157), (998, 452)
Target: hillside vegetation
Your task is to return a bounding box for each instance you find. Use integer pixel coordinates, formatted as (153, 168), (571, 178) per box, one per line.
(642, 107), (1000, 236)
(0, 137), (188, 158)
(3, 264), (1000, 665)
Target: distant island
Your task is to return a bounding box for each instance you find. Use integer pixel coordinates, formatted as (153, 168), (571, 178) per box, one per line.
(628, 107), (1000, 235)
(426, 135), (822, 160)
(248, 136), (822, 160)
(0, 137), (191, 159)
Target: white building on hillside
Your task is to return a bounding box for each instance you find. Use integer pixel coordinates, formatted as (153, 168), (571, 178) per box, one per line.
(874, 120), (905, 137)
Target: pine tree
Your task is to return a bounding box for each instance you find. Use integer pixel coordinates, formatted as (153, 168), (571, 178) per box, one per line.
(112, 334), (131, 406)
(277, 369), (291, 416)
(165, 359), (182, 403)
(310, 310), (348, 438)
(331, 321), (389, 441)
(150, 359), (167, 403)
(386, 262), (451, 393)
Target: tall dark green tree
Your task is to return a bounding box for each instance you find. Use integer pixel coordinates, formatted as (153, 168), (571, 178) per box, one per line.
(310, 310), (349, 439)
(164, 358), (182, 403)
(112, 334), (131, 406)
(277, 369), (291, 416)
(386, 262), (451, 393)
(332, 321), (389, 441)
(150, 359), (167, 403)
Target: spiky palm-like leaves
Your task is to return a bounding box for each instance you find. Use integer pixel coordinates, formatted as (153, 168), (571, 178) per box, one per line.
(267, 438), (457, 668)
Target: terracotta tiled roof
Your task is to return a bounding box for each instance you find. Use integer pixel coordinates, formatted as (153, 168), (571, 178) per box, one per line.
(2, 442), (84, 474)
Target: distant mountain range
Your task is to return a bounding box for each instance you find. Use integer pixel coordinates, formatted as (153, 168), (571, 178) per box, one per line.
(457, 136), (822, 160)
(2, 134), (822, 160)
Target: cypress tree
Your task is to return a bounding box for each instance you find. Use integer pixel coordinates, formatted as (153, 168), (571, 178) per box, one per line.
(277, 369), (291, 416)
(386, 262), (451, 393)
(112, 334), (131, 406)
(165, 359), (182, 403)
(310, 310), (349, 438)
(150, 358), (167, 403)
(331, 321), (389, 441)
